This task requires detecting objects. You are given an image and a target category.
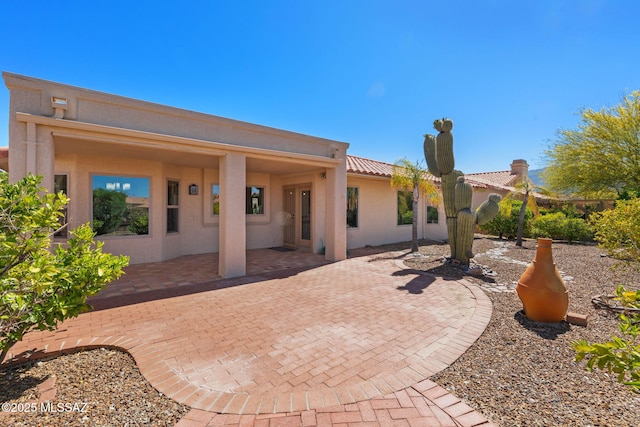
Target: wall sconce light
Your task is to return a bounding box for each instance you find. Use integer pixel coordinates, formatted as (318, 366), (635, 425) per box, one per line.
(188, 184), (199, 195)
(51, 96), (68, 119)
(320, 172), (327, 179)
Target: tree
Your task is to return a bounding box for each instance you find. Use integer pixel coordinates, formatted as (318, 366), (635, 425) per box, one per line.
(479, 199), (532, 240)
(501, 180), (549, 246)
(542, 91), (640, 199)
(390, 158), (439, 252)
(1, 172), (129, 363)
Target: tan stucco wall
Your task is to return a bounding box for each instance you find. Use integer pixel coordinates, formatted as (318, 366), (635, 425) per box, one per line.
(4, 72), (350, 271)
(345, 176), (448, 250)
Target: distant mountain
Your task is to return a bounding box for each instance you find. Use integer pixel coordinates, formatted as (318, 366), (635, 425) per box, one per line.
(528, 169), (545, 187)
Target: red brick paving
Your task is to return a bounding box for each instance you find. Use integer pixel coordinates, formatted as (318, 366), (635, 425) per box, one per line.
(3, 249), (497, 426)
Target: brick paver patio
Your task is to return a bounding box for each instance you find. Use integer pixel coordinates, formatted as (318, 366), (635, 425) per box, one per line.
(3, 248), (497, 426)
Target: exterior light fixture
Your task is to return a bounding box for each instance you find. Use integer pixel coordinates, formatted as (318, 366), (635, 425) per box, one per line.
(51, 97), (68, 119)
(189, 184), (199, 195)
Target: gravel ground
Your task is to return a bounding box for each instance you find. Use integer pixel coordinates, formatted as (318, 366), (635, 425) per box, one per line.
(404, 236), (640, 427)
(0, 348), (190, 426)
(1, 236), (639, 427)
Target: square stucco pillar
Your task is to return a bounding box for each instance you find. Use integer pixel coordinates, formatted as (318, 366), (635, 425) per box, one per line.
(324, 160), (347, 261)
(219, 153), (246, 278)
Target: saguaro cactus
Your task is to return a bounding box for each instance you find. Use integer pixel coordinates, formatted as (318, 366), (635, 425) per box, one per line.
(424, 118), (502, 265)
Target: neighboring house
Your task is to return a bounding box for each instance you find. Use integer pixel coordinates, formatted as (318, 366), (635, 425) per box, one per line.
(0, 146), (7, 171)
(1, 72), (550, 278)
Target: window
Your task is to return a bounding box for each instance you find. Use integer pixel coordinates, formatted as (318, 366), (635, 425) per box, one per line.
(92, 175), (149, 236)
(346, 187), (358, 228)
(212, 184), (220, 215)
(54, 174), (68, 237)
(397, 191), (413, 225)
(427, 205), (439, 224)
(246, 186), (264, 214)
(167, 180), (179, 233)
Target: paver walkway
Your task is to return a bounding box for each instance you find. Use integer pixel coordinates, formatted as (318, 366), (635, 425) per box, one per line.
(3, 249), (497, 426)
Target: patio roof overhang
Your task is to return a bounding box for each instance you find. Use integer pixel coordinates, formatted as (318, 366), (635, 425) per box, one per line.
(15, 112), (343, 175)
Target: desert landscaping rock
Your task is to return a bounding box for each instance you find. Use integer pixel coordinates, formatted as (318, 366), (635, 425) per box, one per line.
(406, 237), (640, 427)
(1, 236), (639, 426)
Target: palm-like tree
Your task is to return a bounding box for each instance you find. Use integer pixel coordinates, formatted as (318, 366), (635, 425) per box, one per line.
(501, 179), (550, 246)
(390, 158), (439, 252)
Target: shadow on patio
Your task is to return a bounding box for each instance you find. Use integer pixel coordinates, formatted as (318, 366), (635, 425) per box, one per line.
(89, 248), (330, 311)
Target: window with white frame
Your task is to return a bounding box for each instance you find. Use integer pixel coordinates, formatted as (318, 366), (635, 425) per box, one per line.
(212, 184), (220, 215)
(347, 187), (358, 228)
(427, 205), (439, 224)
(246, 186), (264, 214)
(54, 174), (68, 237)
(167, 180), (179, 233)
(397, 190), (413, 225)
(92, 175), (149, 236)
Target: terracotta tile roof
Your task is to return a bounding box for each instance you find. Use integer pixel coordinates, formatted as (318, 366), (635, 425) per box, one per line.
(346, 155), (395, 177)
(346, 155), (441, 182)
(345, 155), (548, 198)
(465, 170), (519, 187)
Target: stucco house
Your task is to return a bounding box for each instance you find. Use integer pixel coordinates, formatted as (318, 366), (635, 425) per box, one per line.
(344, 156), (538, 248)
(1, 72), (536, 278)
(3, 72), (353, 279)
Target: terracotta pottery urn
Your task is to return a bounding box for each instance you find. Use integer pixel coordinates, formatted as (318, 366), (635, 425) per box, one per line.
(516, 238), (568, 322)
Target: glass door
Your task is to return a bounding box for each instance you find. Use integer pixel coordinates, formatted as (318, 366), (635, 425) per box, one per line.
(283, 188), (296, 247)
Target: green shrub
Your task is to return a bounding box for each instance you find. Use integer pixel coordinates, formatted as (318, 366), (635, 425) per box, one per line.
(479, 199), (532, 239)
(532, 212), (566, 239)
(574, 197), (640, 393)
(573, 286), (640, 393)
(590, 197), (640, 262)
(1, 173), (129, 362)
(532, 212), (592, 243)
(563, 218), (593, 243)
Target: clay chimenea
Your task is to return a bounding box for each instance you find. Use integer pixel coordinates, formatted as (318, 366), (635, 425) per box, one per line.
(516, 238), (569, 322)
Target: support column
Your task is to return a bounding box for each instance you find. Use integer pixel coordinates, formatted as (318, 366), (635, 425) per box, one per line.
(324, 158), (347, 261)
(38, 129), (55, 192)
(219, 153), (246, 278)
(25, 122), (37, 174)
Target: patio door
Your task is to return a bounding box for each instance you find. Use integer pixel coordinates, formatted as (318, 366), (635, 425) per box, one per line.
(299, 188), (311, 248)
(283, 188), (296, 248)
(283, 186), (312, 248)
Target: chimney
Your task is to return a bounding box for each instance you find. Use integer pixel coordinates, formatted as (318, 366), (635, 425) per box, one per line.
(510, 159), (529, 179)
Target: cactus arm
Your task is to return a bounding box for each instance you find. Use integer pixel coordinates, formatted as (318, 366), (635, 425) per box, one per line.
(423, 134), (441, 177)
(475, 193), (502, 225)
(455, 210), (476, 265)
(454, 176), (473, 212)
(435, 131), (455, 174)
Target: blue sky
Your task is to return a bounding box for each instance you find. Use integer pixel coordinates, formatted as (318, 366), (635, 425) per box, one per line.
(1, 1), (638, 173)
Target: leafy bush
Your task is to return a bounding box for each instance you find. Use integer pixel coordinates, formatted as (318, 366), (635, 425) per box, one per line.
(563, 218), (593, 243)
(531, 212), (566, 239)
(531, 212), (592, 243)
(573, 286), (640, 393)
(590, 197), (640, 262)
(573, 197), (640, 393)
(479, 199), (532, 239)
(1, 173), (129, 362)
